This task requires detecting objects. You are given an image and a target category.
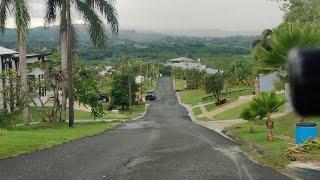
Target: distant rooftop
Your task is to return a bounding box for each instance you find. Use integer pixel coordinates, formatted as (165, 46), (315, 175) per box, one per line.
(0, 46), (18, 55)
(168, 57), (194, 63)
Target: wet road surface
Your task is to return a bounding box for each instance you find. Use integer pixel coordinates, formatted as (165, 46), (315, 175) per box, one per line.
(0, 77), (290, 180)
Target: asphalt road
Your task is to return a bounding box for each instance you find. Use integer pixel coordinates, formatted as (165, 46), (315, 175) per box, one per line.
(0, 77), (290, 180)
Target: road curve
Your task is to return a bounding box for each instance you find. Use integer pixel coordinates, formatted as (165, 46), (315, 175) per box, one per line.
(0, 77), (290, 180)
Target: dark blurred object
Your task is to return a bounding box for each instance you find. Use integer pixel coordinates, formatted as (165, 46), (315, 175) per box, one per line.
(289, 48), (320, 116)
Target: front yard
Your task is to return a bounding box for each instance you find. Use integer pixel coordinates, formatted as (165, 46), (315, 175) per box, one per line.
(0, 122), (117, 159)
(225, 113), (320, 170)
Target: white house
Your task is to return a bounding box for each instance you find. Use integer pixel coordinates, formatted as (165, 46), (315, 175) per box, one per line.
(0, 46), (52, 108)
(166, 57), (219, 74)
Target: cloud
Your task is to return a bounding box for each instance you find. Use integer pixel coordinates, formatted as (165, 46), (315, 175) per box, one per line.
(8, 0), (284, 32)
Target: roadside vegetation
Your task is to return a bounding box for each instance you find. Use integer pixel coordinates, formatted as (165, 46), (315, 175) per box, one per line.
(0, 122), (117, 159)
(226, 113), (320, 170)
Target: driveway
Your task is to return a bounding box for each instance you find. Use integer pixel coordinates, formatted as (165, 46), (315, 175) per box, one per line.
(0, 77), (289, 180)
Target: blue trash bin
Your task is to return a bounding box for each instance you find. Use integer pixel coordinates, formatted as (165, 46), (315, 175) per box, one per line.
(296, 123), (318, 145)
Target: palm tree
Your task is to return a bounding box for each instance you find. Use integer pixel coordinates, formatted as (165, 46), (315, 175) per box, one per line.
(248, 92), (284, 141)
(240, 107), (256, 134)
(0, 0), (31, 124)
(44, 0), (119, 122)
(253, 24), (320, 72)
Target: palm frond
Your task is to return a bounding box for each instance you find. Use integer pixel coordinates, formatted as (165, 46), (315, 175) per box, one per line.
(75, 0), (108, 48)
(13, 0), (30, 41)
(86, 0), (119, 34)
(0, 0), (12, 33)
(44, 0), (62, 25)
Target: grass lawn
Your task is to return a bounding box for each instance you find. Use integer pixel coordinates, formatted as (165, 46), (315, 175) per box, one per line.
(225, 113), (320, 170)
(192, 107), (202, 116)
(16, 107), (94, 123)
(0, 122), (117, 159)
(205, 103), (217, 112)
(179, 89), (207, 106)
(214, 94), (285, 120)
(119, 104), (145, 118)
(174, 79), (186, 91)
(213, 102), (250, 120)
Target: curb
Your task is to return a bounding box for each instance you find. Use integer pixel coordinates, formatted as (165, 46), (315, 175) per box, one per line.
(175, 90), (240, 144)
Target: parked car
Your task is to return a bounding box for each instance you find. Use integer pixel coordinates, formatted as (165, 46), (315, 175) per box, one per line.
(145, 91), (156, 101)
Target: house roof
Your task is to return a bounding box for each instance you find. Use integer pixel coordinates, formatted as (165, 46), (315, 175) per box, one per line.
(0, 46), (18, 55)
(168, 57), (194, 63)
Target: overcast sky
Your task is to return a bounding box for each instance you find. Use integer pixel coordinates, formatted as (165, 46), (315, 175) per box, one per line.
(6, 0), (283, 32)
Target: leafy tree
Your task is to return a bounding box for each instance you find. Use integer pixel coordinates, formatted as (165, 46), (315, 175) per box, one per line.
(159, 65), (172, 77)
(110, 74), (138, 109)
(0, 0), (31, 124)
(74, 64), (104, 119)
(29, 54), (63, 122)
(227, 58), (254, 86)
(245, 92), (284, 141)
(273, 0), (320, 24)
(185, 69), (205, 90)
(0, 70), (27, 128)
(203, 73), (224, 102)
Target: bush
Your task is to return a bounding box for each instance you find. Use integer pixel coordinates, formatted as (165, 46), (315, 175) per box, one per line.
(0, 110), (13, 129)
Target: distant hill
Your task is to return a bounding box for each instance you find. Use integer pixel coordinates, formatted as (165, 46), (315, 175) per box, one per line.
(0, 25), (170, 44)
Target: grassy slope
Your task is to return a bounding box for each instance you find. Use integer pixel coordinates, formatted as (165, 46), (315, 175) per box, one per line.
(213, 102), (250, 120)
(192, 107), (202, 116)
(174, 79), (186, 91)
(214, 94), (285, 120)
(179, 89), (207, 106)
(0, 122), (117, 159)
(226, 113), (320, 170)
(16, 105), (145, 123)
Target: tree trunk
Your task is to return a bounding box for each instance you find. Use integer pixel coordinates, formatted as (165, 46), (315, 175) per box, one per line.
(266, 116), (274, 141)
(19, 39), (29, 124)
(249, 121), (254, 134)
(67, 0), (74, 127)
(60, 23), (68, 122)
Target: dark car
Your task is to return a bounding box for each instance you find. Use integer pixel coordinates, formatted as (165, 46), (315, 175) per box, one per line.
(145, 91), (156, 101)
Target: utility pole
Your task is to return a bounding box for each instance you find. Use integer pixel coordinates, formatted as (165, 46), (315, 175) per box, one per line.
(128, 60), (132, 115)
(139, 63), (143, 102)
(67, 0), (74, 127)
(146, 62), (149, 90)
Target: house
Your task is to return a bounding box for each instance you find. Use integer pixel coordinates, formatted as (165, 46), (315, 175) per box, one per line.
(166, 57), (219, 74)
(0, 46), (52, 108)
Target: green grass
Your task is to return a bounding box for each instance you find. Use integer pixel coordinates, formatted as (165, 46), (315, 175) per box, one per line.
(0, 122), (117, 159)
(174, 79), (186, 91)
(119, 104), (145, 118)
(204, 103), (217, 112)
(226, 113), (320, 170)
(16, 104), (146, 123)
(179, 89), (207, 106)
(192, 107), (202, 116)
(16, 107), (98, 123)
(213, 102), (250, 120)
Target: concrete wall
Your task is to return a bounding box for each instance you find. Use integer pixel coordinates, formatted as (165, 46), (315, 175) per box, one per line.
(259, 72), (278, 92)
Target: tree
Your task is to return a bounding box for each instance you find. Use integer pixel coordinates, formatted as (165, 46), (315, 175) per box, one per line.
(0, 0), (31, 124)
(246, 92), (284, 141)
(273, 0), (320, 24)
(110, 74), (138, 109)
(240, 107), (257, 134)
(44, 0), (119, 122)
(74, 64), (104, 119)
(253, 24), (320, 72)
(203, 73), (224, 103)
